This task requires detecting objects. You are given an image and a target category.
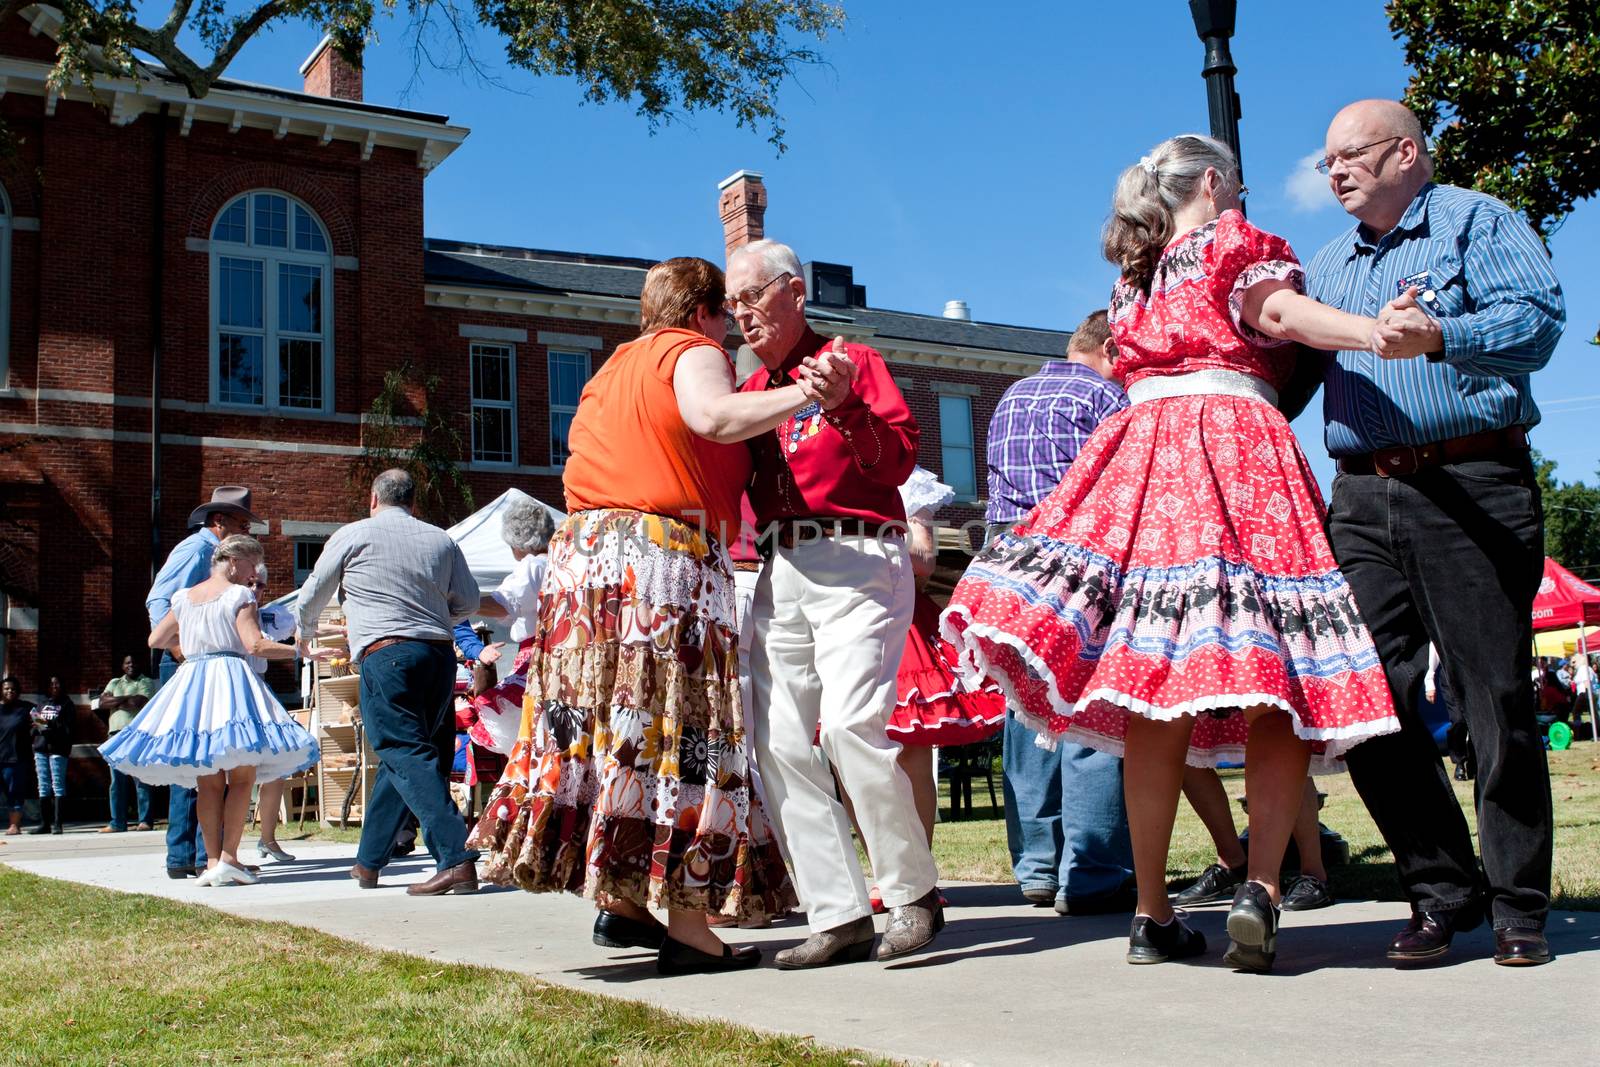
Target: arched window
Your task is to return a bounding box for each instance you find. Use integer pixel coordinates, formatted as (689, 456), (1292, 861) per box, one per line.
(209, 191), (333, 411)
(1, 183), (11, 387)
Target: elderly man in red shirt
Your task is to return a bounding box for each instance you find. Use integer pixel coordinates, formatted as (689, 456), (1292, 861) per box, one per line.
(729, 239), (942, 967)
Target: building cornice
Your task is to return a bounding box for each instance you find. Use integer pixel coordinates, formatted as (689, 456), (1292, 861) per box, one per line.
(424, 283), (1048, 376)
(0, 53), (468, 172)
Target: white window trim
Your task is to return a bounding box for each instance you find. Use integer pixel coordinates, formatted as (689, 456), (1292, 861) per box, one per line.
(547, 348), (591, 468)
(292, 538), (328, 588)
(207, 189), (334, 414)
(469, 340), (518, 467)
(0, 183), (11, 388)
(939, 393), (978, 500)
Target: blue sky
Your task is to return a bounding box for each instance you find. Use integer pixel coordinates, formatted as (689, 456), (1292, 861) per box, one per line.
(169, 1), (1595, 493)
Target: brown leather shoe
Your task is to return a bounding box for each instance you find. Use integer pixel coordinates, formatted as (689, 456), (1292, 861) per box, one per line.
(877, 888), (945, 962)
(350, 863), (380, 889)
(407, 860), (478, 896)
(1387, 906), (1477, 962)
(1493, 928), (1552, 967)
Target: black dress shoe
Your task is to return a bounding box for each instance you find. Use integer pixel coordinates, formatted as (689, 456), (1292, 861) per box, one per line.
(1172, 862), (1246, 907)
(1387, 901), (1481, 963)
(1126, 913), (1207, 964)
(1281, 874), (1335, 912)
(1057, 876), (1139, 916)
(593, 910), (668, 950)
(1223, 880), (1280, 972)
(656, 935), (762, 976)
(166, 866), (197, 879)
(1494, 928), (1552, 967)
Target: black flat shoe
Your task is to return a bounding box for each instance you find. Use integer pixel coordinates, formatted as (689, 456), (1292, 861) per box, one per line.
(166, 867), (197, 879)
(1222, 880), (1280, 973)
(593, 910), (668, 950)
(1281, 874), (1335, 912)
(1126, 913), (1207, 964)
(656, 935), (762, 976)
(1172, 862), (1246, 907)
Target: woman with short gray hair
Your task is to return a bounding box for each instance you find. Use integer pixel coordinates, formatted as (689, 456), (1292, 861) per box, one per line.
(468, 500), (557, 754)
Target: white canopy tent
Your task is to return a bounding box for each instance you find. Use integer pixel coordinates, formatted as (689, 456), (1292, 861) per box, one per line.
(268, 487), (565, 633)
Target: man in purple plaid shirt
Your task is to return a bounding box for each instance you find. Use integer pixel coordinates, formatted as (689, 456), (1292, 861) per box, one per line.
(982, 310), (1137, 915)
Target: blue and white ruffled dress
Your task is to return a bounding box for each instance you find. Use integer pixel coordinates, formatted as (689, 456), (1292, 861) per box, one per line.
(101, 584), (318, 787)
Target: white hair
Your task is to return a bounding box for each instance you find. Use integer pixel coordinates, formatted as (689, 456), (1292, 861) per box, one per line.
(731, 239), (805, 294)
(256, 562), (269, 581)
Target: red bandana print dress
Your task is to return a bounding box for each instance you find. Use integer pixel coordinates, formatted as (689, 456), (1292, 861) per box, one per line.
(941, 211), (1399, 770)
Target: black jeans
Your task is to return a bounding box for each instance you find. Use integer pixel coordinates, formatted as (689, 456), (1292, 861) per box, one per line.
(1328, 455), (1552, 930)
(354, 641), (476, 873)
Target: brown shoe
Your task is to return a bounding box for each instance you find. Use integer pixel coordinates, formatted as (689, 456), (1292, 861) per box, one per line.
(877, 888), (945, 962)
(775, 916), (876, 969)
(135, 823), (154, 832)
(350, 863), (380, 889)
(98, 825), (124, 834)
(1493, 928), (1552, 967)
(407, 860), (478, 896)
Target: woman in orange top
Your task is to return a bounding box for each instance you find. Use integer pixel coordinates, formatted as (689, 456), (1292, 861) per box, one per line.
(470, 257), (849, 975)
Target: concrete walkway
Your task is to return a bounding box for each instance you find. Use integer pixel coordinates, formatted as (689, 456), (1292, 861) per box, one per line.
(4, 830), (1598, 1066)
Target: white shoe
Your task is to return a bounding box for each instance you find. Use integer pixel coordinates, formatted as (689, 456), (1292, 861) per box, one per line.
(256, 839), (296, 863)
(212, 860), (260, 886)
(195, 865), (219, 887)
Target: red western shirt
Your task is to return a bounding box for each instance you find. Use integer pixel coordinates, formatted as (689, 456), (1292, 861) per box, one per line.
(741, 329), (920, 529)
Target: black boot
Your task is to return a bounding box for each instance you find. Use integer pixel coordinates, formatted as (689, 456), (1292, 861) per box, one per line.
(28, 796), (53, 835)
(51, 798), (64, 834)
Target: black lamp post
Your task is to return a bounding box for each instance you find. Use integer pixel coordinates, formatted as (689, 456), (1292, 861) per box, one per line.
(1189, 0), (1244, 191)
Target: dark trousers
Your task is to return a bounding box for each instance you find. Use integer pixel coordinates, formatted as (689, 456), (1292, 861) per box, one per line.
(355, 641), (475, 873)
(159, 652), (207, 870)
(1328, 456), (1552, 930)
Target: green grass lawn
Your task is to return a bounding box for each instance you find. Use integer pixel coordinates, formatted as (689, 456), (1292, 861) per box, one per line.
(928, 744), (1600, 910)
(0, 868), (888, 1067)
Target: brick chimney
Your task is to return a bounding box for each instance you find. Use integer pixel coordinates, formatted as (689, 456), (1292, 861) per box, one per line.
(300, 36), (363, 102)
(718, 170), (767, 260)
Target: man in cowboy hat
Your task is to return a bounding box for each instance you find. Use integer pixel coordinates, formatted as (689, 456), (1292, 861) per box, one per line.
(144, 485), (263, 879)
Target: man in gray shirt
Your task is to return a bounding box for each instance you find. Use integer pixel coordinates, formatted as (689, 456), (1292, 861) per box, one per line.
(296, 469), (481, 895)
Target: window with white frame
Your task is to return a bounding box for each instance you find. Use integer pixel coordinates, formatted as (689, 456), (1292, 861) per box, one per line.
(209, 191), (333, 411)
(0, 183), (11, 387)
(547, 349), (591, 466)
(939, 394), (977, 499)
(470, 342), (517, 464)
(293, 540), (325, 588)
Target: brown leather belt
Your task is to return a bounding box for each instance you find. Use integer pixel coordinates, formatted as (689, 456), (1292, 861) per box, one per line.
(1336, 426), (1530, 479)
(773, 519), (904, 550)
(731, 560), (762, 573)
(360, 635), (456, 663)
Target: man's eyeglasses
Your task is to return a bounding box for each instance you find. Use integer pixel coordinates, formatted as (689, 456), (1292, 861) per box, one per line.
(724, 272), (792, 313)
(1314, 137), (1403, 175)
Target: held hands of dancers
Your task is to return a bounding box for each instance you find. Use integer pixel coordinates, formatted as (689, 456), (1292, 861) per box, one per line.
(796, 336), (858, 411)
(1371, 287), (1443, 361)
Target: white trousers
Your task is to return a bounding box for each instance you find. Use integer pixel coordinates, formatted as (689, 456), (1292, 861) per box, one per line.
(750, 534), (938, 931)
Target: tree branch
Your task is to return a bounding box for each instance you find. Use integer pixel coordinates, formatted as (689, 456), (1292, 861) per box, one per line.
(202, 1), (286, 86)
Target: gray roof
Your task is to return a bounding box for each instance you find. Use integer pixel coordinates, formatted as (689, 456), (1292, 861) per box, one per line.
(425, 240), (1068, 358)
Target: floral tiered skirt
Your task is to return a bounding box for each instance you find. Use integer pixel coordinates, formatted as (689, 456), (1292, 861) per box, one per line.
(469, 509), (796, 921)
(941, 390), (1400, 771)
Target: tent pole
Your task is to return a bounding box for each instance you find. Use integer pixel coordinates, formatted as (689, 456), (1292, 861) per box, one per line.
(1583, 629), (1598, 745)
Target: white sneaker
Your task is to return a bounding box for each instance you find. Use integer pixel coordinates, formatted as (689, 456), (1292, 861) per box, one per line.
(212, 860), (260, 886)
(195, 865), (219, 887)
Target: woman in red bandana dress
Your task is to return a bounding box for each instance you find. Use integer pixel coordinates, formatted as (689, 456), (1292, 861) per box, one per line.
(943, 135), (1400, 972)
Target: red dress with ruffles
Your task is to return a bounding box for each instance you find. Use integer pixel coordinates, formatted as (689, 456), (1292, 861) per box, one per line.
(940, 211), (1399, 769)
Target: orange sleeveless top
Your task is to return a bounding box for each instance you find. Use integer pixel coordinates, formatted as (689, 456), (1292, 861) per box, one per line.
(562, 328), (752, 540)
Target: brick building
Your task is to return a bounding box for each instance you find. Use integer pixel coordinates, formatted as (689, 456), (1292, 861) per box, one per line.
(0, 5), (1067, 698)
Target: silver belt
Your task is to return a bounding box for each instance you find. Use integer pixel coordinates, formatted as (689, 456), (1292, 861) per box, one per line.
(1126, 370), (1278, 407)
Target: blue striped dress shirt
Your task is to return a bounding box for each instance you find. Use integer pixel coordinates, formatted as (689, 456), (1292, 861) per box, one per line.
(1305, 182), (1565, 457)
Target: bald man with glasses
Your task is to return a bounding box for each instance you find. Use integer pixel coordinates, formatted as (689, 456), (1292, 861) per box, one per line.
(1304, 99), (1565, 968)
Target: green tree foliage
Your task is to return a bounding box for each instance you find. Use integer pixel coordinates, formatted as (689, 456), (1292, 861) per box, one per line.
(1534, 449), (1600, 581)
(1389, 0), (1599, 240)
(2, 0), (844, 151)
(350, 361), (474, 524)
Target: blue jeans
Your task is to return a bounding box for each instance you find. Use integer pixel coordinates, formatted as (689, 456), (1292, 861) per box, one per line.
(355, 641), (476, 873)
(0, 763), (25, 814)
(33, 753), (67, 797)
(108, 762), (154, 830)
(1002, 710), (1133, 901)
(159, 651), (207, 869)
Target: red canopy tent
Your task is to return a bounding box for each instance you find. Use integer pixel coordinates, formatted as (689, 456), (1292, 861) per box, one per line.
(1532, 558), (1600, 631)
(1531, 558), (1600, 743)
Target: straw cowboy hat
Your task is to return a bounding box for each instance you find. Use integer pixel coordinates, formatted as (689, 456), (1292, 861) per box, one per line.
(187, 485), (262, 529)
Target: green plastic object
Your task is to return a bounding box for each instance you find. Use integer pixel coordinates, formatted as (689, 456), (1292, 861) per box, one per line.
(1549, 721), (1573, 750)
